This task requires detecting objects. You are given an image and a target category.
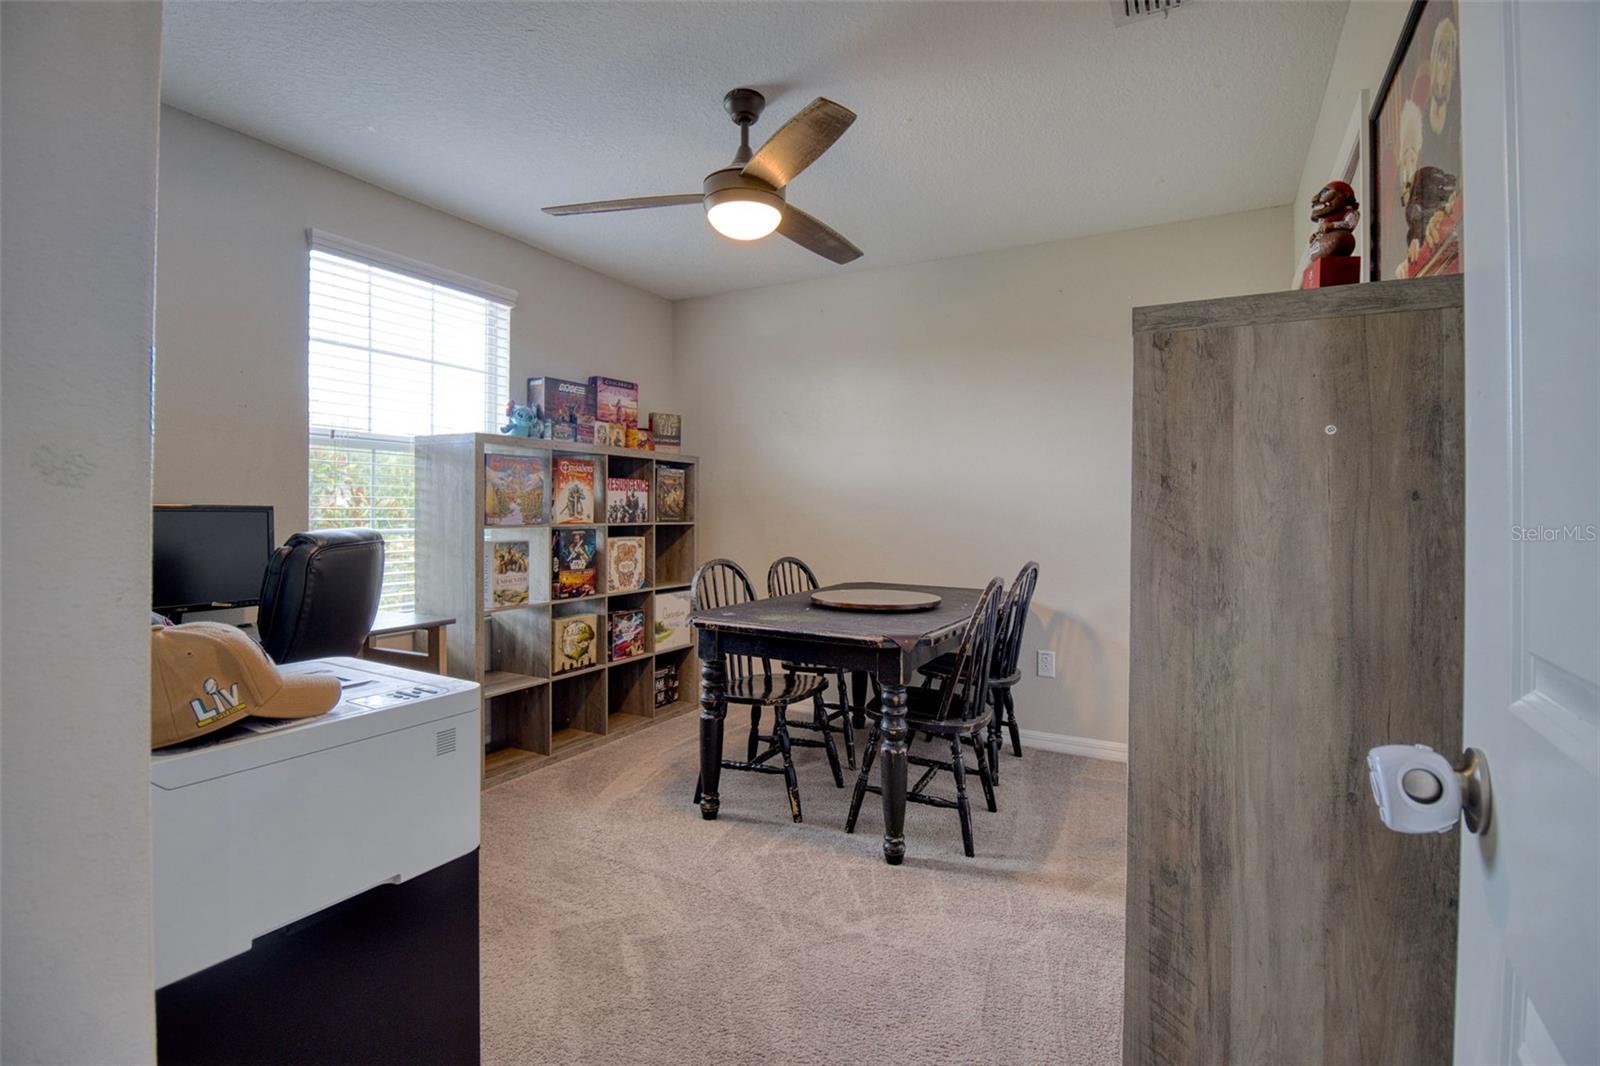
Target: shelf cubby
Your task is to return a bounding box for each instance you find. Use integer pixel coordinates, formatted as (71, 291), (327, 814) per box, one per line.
(551, 667), (607, 736)
(654, 524), (696, 589)
(486, 605), (549, 679)
(607, 656), (655, 723)
(651, 646), (697, 713)
(484, 685), (550, 759)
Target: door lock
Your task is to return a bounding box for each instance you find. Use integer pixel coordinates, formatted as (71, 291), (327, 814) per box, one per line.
(1367, 744), (1492, 835)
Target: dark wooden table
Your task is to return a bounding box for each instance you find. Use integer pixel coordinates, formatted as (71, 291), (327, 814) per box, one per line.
(693, 581), (982, 864)
(359, 610), (455, 675)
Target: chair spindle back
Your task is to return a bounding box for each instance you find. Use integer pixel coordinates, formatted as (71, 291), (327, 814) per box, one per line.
(691, 558), (768, 681)
(993, 561), (1040, 680)
(934, 578), (1005, 723)
(767, 556), (821, 598)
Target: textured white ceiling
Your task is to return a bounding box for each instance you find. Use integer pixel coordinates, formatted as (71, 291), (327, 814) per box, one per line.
(160, 1), (1346, 300)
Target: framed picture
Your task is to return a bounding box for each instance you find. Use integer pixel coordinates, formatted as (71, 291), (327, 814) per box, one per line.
(1368, 0), (1463, 281)
(1295, 91), (1371, 289)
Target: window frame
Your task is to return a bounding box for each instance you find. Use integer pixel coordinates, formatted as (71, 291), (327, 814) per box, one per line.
(305, 231), (517, 611)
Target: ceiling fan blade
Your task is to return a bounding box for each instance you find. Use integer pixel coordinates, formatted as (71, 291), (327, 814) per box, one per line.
(776, 205), (862, 264)
(743, 98), (856, 189)
(543, 194), (701, 216)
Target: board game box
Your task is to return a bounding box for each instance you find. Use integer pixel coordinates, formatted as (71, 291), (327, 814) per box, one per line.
(552, 613), (598, 674)
(653, 589), (692, 651)
(608, 609), (646, 661)
(656, 467), (687, 521)
(654, 662), (681, 708)
(606, 536), (646, 593)
(589, 376), (639, 428)
(552, 456), (596, 524)
(648, 412), (681, 452)
(552, 528), (597, 599)
(528, 377), (595, 444)
(483, 540), (531, 609)
(605, 477), (650, 523)
(483, 453), (545, 526)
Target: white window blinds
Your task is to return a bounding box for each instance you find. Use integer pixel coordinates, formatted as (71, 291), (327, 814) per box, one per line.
(306, 234), (513, 610)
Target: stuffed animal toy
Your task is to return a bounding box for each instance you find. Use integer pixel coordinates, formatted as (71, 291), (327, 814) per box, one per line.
(500, 401), (552, 438)
(501, 402), (536, 436)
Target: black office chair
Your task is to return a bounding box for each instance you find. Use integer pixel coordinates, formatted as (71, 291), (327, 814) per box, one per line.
(256, 529), (385, 664)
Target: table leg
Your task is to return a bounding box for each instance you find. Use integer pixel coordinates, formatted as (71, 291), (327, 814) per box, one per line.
(427, 626), (447, 675)
(850, 670), (869, 729)
(698, 657), (727, 820)
(878, 683), (909, 865)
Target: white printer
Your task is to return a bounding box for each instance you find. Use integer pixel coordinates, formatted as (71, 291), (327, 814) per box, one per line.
(151, 656), (480, 988)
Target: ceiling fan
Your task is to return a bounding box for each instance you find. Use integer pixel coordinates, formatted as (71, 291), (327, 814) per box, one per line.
(542, 88), (862, 264)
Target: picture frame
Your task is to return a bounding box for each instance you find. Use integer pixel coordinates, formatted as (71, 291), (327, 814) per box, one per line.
(1294, 90), (1371, 290)
(1367, 0), (1463, 281)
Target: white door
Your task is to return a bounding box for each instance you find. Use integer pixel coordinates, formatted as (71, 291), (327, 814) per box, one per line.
(1456, 1), (1600, 1063)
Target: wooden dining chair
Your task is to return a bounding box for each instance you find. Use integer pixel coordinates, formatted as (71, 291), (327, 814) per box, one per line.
(690, 558), (839, 822)
(766, 556), (856, 769)
(846, 577), (1004, 858)
(918, 561), (1038, 780)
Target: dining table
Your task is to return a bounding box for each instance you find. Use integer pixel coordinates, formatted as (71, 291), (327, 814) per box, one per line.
(692, 580), (985, 865)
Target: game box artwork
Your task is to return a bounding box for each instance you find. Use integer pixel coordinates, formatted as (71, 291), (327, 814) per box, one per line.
(527, 377), (595, 444)
(656, 467), (687, 521)
(552, 457), (596, 524)
(608, 609), (646, 661)
(605, 477), (650, 524)
(653, 590), (692, 651)
(648, 412), (681, 452)
(654, 662), (681, 708)
(552, 528), (598, 599)
(552, 614), (598, 674)
(606, 536), (646, 594)
(589, 376), (639, 428)
(483, 453), (545, 526)
(483, 540), (531, 609)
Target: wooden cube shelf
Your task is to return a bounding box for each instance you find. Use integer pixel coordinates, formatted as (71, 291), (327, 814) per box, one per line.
(415, 433), (702, 787)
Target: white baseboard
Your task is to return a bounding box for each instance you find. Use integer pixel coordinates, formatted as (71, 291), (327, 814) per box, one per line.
(1017, 728), (1128, 763)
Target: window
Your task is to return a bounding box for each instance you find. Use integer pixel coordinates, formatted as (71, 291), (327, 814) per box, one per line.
(306, 232), (515, 610)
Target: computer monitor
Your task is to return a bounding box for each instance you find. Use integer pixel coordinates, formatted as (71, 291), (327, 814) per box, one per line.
(152, 505), (275, 616)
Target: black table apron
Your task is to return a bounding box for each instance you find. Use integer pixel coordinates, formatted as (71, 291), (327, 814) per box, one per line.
(693, 582), (982, 864)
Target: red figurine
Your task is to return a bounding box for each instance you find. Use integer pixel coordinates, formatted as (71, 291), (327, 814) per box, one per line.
(1302, 180), (1361, 288)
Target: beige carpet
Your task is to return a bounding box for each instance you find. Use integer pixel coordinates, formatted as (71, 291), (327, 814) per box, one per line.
(481, 711), (1127, 1065)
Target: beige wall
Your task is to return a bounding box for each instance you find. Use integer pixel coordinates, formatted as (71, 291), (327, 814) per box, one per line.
(674, 206), (1291, 750)
(155, 109), (676, 538)
(1, 3), (163, 1061)
(1291, 0), (1413, 273)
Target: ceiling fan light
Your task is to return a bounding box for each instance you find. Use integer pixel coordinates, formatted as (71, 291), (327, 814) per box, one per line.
(705, 189), (782, 241)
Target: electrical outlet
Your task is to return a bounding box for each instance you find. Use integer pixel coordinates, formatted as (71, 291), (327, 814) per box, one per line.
(1037, 650), (1056, 678)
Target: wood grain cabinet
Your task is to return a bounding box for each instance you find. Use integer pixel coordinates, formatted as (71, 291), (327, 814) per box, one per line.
(1123, 276), (1464, 1065)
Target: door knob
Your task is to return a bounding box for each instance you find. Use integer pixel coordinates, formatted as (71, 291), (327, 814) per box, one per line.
(1366, 744), (1492, 835)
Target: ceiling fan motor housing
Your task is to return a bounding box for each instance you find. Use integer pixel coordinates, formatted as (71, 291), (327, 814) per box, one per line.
(702, 166), (785, 215)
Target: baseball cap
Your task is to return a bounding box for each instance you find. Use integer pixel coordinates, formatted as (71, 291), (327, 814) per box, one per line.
(150, 622), (341, 749)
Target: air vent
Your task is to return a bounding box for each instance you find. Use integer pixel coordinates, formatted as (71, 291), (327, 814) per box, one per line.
(435, 727), (457, 757)
(1113, 0), (1185, 25)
